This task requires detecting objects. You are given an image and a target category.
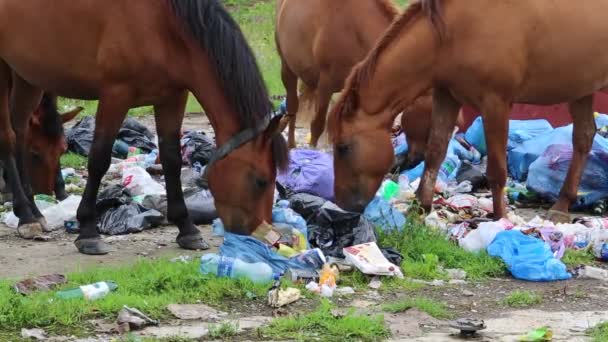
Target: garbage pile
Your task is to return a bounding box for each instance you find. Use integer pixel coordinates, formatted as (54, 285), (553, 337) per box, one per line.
(2, 117), (220, 235)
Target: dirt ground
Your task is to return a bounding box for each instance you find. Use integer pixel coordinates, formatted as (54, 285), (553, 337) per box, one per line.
(2, 112), (608, 341)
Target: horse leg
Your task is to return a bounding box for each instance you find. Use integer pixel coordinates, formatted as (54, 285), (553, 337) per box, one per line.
(416, 87), (461, 213)
(279, 61), (298, 148)
(309, 77), (332, 148)
(154, 92), (209, 250)
(480, 97), (510, 219)
(75, 91), (130, 255)
(9, 76), (45, 224)
(548, 96), (595, 223)
(54, 165), (68, 201)
(0, 65), (42, 238)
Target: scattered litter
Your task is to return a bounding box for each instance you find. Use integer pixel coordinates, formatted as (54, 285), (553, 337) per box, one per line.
(14, 274), (67, 295)
(56, 281), (118, 300)
(170, 255), (192, 263)
(449, 318), (486, 336)
(283, 268), (319, 284)
(21, 328), (47, 340)
(268, 281), (301, 307)
(200, 253), (278, 284)
(344, 242), (404, 278)
(520, 326), (553, 342)
(3, 195), (81, 231)
(576, 266), (608, 281)
(122, 166), (165, 197)
(116, 305), (159, 333)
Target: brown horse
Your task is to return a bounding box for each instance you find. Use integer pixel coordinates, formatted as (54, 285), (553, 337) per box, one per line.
(275, 0), (401, 148)
(0, 0), (287, 254)
(329, 0), (608, 223)
(1, 93), (82, 201)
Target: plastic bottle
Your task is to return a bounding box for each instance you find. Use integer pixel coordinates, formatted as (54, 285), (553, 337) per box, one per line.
(200, 254), (278, 284)
(438, 154), (461, 183)
(112, 140), (129, 159)
(56, 281), (118, 300)
(127, 146), (142, 158)
(144, 149), (159, 168)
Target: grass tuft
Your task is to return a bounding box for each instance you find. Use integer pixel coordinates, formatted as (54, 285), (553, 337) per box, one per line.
(562, 249), (596, 268)
(208, 322), (239, 339)
(260, 299), (390, 341)
(501, 290), (543, 308)
(60, 153), (88, 169)
(588, 322), (608, 342)
(382, 297), (452, 319)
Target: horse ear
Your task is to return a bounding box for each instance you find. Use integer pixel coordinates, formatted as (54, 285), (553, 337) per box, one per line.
(264, 114), (284, 139)
(61, 106), (84, 123)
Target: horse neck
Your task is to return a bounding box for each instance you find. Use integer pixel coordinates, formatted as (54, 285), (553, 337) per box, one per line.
(358, 17), (439, 122)
(353, 2), (398, 50)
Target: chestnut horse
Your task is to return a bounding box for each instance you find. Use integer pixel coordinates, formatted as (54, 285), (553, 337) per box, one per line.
(275, 0), (401, 148)
(329, 0), (608, 223)
(1, 93), (82, 201)
(0, 0), (287, 254)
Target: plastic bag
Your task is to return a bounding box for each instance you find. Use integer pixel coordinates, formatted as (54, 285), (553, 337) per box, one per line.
(343, 242), (404, 278)
(527, 141), (608, 209)
(590, 228), (608, 261)
(97, 203), (163, 235)
(464, 117), (486, 155)
(180, 131), (216, 166)
(122, 166), (165, 197)
(117, 118), (157, 153)
(142, 188), (217, 225)
(487, 230), (571, 281)
(363, 197), (407, 231)
(273, 200), (308, 237)
(66, 116), (95, 156)
(456, 161), (486, 191)
(277, 149), (334, 200)
(2, 195), (82, 230)
(220, 232), (323, 273)
(288, 193), (327, 222)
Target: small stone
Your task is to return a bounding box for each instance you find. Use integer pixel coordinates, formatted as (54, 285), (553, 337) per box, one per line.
(368, 277), (383, 290)
(335, 287), (355, 296)
(21, 328), (47, 340)
(462, 290), (475, 297)
(430, 280), (445, 286)
(446, 268), (467, 280)
(449, 279), (467, 285)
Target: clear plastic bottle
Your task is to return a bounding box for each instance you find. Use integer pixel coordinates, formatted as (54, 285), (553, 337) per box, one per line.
(56, 281), (118, 300)
(200, 254), (278, 284)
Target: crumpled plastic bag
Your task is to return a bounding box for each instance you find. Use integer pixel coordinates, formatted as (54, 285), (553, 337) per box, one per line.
(117, 118), (157, 153)
(66, 116), (95, 156)
(122, 166), (165, 197)
(97, 203), (163, 235)
(277, 149), (335, 201)
(363, 197), (406, 231)
(180, 131), (216, 166)
(487, 230), (571, 281)
(142, 188), (218, 225)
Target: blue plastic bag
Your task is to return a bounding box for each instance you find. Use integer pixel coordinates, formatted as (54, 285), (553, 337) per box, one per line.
(400, 153), (461, 183)
(527, 140), (608, 209)
(272, 200), (308, 243)
(364, 197), (407, 231)
(220, 232), (321, 274)
(393, 133), (408, 156)
(402, 161), (425, 181)
(277, 149), (335, 200)
(464, 116), (487, 155)
(487, 230), (571, 282)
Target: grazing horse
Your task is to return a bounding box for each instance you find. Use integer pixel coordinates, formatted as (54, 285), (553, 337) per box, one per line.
(1, 93), (82, 201)
(329, 0), (608, 222)
(275, 0), (402, 148)
(0, 0), (287, 254)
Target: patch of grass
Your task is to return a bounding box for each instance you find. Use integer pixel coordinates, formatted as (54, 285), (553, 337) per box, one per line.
(562, 249), (596, 268)
(0, 258), (269, 335)
(208, 322), (239, 339)
(60, 152), (88, 169)
(382, 297), (452, 319)
(588, 322), (608, 342)
(501, 290), (543, 308)
(377, 217), (506, 280)
(260, 299), (390, 341)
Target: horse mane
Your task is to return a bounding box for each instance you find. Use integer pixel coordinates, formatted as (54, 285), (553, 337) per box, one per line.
(37, 93), (64, 139)
(374, 0), (400, 21)
(168, 0), (273, 130)
(328, 0), (445, 142)
(168, 0), (287, 165)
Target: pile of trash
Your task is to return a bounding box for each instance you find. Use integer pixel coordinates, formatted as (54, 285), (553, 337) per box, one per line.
(3, 118), (220, 236)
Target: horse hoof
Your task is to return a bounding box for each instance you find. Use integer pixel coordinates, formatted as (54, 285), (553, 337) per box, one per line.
(547, 209), (571, 224)
(17, 222), (45, 239)
(177, 233), (210, 250)
(37, 217), (50, 232)
(74, 238), (111, 255)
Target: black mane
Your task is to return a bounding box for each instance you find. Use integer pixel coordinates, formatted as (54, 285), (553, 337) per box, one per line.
(168, 0), (273, 130)
(38, 93), (64, 138)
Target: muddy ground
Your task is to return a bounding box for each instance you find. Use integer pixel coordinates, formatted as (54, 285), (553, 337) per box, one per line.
(2, 112), (608, 341)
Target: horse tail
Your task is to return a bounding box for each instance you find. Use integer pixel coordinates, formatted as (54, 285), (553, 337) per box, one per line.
(168, 0), (272, 129)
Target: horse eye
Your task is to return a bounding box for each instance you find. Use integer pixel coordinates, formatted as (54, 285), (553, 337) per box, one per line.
(336, 143), (351, 157)
(255, 177), (269, 189)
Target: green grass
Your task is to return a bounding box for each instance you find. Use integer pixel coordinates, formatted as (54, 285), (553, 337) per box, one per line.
(588, 322), (608, 342)
(208, 322), (239, 339)
(501, 290), (543, 308)
(60, 152), (88, 169)
(382, 297), (452, 319)
(377, 217), (506, 281)
(0, 258), (269, 336)
(562, 249), (596, 268)
(260, 300), (390, 342)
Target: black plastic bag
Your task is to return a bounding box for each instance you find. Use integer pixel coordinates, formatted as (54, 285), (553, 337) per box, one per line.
(117, 118), (157, 153)
(288, 193), (328, 223)
(307, 201), (377, 258)
(97, 203), (163, 235)
(66, 116), (95, 156)
(456, 161), (487, 191)
(181, 131), (216, 166)
(142, 188), (217, 225)
(96, 184), (133, 213)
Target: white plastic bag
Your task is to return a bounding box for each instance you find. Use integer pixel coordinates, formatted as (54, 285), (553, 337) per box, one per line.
(121, 166), (165, 197)
(343, 242), (404, 278)
(2, 195), (81, 231)
(459, 228), (485, 252)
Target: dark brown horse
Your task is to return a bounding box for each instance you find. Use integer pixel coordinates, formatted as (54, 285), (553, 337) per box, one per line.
(329, 0), (607, 223)
(0, 0), (287, 254)
(275, 0), (401, 148)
